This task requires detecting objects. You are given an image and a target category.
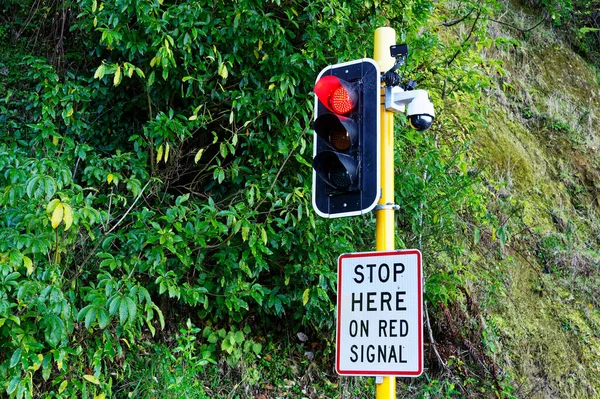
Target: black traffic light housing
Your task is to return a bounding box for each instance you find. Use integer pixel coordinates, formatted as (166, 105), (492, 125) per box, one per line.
(311, 59), (380, 218)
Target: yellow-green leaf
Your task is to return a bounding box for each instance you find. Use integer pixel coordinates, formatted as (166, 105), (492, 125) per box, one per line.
(83, 375), (100, 385)
(62, 203), (73, 231)
(156, 144), (164, 163)
(51, 203), (64, 229)
(114, 65), (122, 86)
(92, 0), (97, 12)
(188, 114), (198, 121)
(125, 63), (134, 78)
(23, 256), (34, 276)
(32, 353), (43, 371)
(218, 63), (228, 79)
(52, 135), (59, 146)
(58, 380), (68, 393)
(164, 143), (170, 163)
(47, 199), (61, 214)
(302, 288), (310, 306)
(107, 173), (114, 184)
(93, 64), (105, 80)
(135, 67), (145, 78)
(95, 394), (106, 399)
(194, 148), (204, 164)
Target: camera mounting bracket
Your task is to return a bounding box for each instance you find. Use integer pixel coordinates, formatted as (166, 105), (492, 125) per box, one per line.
(384, 87), (430, 114)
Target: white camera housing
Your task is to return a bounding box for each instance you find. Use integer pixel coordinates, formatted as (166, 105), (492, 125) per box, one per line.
(384, 87), (435, 131)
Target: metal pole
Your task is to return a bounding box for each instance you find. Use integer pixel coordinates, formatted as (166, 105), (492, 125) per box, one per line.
(373, 26), (397, 399)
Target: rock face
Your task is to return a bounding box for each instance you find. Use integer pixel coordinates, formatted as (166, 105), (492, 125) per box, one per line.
(474, 2), (600, 397)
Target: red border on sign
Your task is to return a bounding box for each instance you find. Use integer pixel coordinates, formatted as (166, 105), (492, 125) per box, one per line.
(335, 249), (423, 376)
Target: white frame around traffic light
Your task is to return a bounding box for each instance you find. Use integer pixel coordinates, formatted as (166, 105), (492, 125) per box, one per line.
(311, 58), (381, 218)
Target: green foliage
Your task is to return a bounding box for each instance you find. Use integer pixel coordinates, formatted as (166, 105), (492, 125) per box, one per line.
(0, 0), (523, 397)
(538, 0), (600, 64)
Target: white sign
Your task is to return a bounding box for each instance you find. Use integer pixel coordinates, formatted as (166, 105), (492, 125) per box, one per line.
(336, 250), (423, 376)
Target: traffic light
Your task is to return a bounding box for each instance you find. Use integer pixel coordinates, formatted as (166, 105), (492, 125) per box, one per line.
(311, 59), (380, 218)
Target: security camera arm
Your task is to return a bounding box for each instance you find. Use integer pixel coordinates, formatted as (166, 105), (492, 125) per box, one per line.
(384, 87), (433, 115)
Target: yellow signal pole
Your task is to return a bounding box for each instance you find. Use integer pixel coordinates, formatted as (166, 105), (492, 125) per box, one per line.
(373, 26), (398, 399)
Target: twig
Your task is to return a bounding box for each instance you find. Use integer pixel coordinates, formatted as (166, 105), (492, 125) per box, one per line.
(106, 179), (152, 234)
(252, 146), (296, 213)
(446, 9), (482, 68)
(424, 300), (448, 371)
(441, 8), (475, 27)
(489, 16), (547, 34)
(69, 180), (153, 286)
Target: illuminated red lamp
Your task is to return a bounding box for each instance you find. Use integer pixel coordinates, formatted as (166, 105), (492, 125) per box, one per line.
(314, 76), (357, 115)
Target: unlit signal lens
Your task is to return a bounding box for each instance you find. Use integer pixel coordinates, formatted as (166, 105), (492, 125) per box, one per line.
(330, 128), (351, 151)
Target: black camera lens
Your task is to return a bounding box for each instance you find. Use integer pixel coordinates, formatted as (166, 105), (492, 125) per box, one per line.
(409, 114), (433, 131)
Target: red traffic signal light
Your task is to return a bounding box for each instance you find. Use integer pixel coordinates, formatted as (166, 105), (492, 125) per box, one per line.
(312, 59), (380, 218)
(314, 76), (358, 115)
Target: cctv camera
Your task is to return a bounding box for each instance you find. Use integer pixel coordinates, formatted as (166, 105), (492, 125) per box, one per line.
(384, 87), (435, 131)
(406, 93), (435, 131)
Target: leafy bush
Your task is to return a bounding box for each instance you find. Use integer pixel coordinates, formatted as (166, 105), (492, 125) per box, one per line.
(0, 0), (513, 397)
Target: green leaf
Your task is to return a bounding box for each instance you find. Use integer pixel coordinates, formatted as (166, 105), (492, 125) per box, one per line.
(77, 304), (92, 322)
(155, 305), (165, 330)
(26, 175), (40, 198)
(474, 227), (481, 245)
(46, 198), (61, 214)
(147, 70), (155, 87)
(85, 307), (97, 329)
(234, 330), (244, 344)
(108, 296), (121, 316)
(44, 315), (63, 347)
(9, 251), (22, 268)
(98, 308), (111, 329)
(83, 374), (100, 385)
(261, 227), (267, 245)
(221, 338), (233, 354)
(126, 297), (137, 324)
(10, 348), (21, 368)
(119, 298), (129, 324)
(7, 377), (20, 394)
(579, 27), (599, 35)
